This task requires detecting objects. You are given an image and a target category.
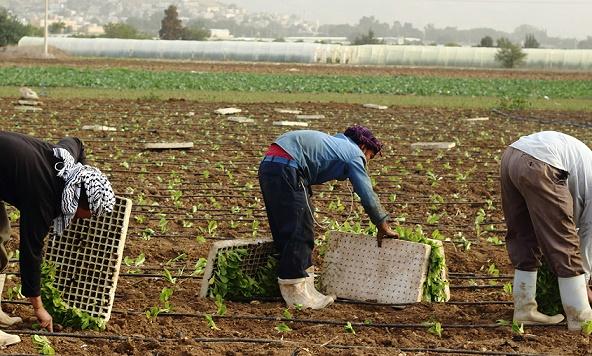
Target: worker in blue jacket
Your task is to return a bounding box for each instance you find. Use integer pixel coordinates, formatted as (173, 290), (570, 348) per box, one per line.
(258, 126), (398, 309)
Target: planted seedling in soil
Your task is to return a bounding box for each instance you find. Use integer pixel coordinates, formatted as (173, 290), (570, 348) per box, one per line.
(31, 335), (55, 355)
(123, 253), (145, 274)
(344, 322), (356, 335)
(424, 321), (443, 338)
(275, 322), (292, 333)
(204, 314), (220, 330)
(582, 320), (592, 336)
(191, 257), (208, 276)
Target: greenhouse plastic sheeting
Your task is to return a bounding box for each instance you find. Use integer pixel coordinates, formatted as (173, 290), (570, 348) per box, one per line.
(18, 37), (333, 63)
(18, 37), (592, 69)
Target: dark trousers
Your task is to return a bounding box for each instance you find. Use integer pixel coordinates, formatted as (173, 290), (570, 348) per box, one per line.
(500, 147), (584, 277)
(258, 161), (314, 279)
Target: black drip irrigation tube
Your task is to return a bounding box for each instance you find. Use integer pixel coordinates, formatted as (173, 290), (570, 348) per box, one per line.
(104, 309), (561, 331)
(493, 108), (592, 128)
(7, 330), (551, 356)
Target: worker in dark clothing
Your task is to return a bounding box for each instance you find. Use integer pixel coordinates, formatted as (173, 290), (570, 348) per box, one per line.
(0, 131), (115, 346)
(258, 126), (398, 309)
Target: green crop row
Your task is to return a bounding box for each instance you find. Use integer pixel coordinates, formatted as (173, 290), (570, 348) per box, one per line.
(1, 66), (591, 99)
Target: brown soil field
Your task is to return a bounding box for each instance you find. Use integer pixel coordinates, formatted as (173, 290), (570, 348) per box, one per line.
(0, 61), (592, 355)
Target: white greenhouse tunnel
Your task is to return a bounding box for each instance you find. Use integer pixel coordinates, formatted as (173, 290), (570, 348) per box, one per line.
(18, 37), (592, 70)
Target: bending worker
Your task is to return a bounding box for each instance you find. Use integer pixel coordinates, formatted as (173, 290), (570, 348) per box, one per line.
(501, 131), (592, 332)
(0, 131), (115, 346)
(258, 126), (398, 310)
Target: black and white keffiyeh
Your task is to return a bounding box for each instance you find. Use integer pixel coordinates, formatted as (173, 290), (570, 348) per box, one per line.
(52, 147), (115, 236)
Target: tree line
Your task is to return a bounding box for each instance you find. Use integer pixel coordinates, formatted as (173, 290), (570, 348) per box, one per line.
(0, 5), (209, 46)
(2, 5), (592, 50)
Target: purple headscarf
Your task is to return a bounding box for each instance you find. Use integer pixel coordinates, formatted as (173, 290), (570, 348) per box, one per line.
(343, 125), (383, 155)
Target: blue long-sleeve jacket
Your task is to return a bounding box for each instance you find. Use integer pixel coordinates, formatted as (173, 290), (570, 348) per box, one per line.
(275, 130), (389, 225)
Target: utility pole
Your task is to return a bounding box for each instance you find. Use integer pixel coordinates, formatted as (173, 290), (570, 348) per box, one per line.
(44, 0), (48, 57)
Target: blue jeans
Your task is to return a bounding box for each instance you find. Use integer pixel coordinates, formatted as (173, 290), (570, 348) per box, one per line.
(258, 161), (314, 279)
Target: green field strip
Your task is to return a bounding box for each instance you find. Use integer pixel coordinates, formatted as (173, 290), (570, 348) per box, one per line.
(1, 66), (591, 99)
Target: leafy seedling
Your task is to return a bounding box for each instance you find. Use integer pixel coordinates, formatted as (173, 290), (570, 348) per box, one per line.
(503, 282), (513, 296)
(344, 322), (356, 334)
(31, 335), (55, 355)
(123, 253), (145, 274)
(396, 225), (449, 302)
(163, 268), (177, 284)
(486, 236), (504, 246)
(205, 314), (220, 330)
(215, 295), (227, 316)
(512, 321), (525, 335)
(191, 258), (208, 276)
(275, 322), (292, 333)
(6, 284), (24, 300)
(425, 321), (443, 338)
(496, 319), (510, 326)
(582, 320), (592, 336)
(145, 306), (162, 321)
(41, 261), (105, 330)
(282, 308), (293, 320)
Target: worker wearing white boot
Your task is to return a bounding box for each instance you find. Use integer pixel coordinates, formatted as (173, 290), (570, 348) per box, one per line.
(0, 203), (21, 347)
(501, 131), (592, 331)
(259, 126), (398, 309)
(0, 131), (115, 340)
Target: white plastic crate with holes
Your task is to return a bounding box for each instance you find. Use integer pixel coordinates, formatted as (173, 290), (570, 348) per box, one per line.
(319, 231), (450, 304)
(45, 196), (132, 321)
(199, 238), (275, 298)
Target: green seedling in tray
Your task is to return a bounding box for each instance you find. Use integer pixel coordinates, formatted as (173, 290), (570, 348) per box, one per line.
(40, 261), (106, 331)
(396, 225), (449, 302)
(208, 248), (280, 301)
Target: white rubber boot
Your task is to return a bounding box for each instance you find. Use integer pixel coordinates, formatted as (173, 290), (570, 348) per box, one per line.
(0, 274), (21, 327)
(559, 274), (592, 332)
(512, 270), (564, 325)
(0, 330), (20, 347)
(278, 277), (334, 310)
(305, 267), (336, 303)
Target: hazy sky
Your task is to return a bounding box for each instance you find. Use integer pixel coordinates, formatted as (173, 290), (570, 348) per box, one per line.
(227, 0), (591, 39)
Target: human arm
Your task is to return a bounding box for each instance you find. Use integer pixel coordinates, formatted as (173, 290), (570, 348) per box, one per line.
(19, 212), (53, 331)
(347, 158), (398, 246)
(29, 296), (53, 332)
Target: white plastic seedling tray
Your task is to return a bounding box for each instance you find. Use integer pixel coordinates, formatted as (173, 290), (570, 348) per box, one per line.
(45, 196), (132, 321)
(274, 108), (302, 114)
(228, 116), (255, 124)
(320, 232), (432, 304)
(144, 142), (194, 150)
(410, 142), (456, 150)
(200, 238), (275, 298)
(295, 114), (325, 120)
(272, 121), (309, 127)
(362, 103), (388, 110)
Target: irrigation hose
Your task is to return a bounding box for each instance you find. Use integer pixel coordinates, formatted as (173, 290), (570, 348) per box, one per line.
(8, 330), (550, 356)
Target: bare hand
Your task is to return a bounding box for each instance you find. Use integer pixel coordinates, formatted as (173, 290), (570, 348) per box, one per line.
(34, 306), (53, 332)
(377, 221), (399, 248)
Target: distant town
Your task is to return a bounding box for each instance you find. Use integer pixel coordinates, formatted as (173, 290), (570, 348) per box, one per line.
(1, 0), (591, 48)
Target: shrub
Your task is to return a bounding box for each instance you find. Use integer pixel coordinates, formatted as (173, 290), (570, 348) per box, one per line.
(495, 37), (527, 68)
